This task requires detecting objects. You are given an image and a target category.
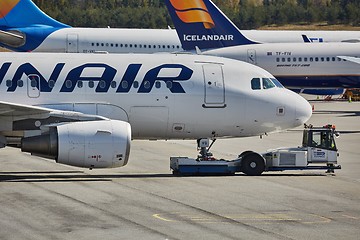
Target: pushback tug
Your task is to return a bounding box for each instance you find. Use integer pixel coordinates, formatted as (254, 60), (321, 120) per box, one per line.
(170, 124), (341, 175)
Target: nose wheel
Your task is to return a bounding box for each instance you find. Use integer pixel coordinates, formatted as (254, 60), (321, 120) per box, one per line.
(197, 138), (216, 161)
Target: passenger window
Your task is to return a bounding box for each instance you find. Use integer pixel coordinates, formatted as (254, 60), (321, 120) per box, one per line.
(99, 80), (106, 89)
(304, 57), (308, 62)
(293, 57), (296, 62)
(89, 81), (94, 88)
(144, 81), (151, 89)
(262, 78), (275, 89)
(110, 81), (117, 88)
(121, 81), (128, 89)
(133, 81), (139, 88)
(166, 81), (173, 89)
(298, 57), (302, 62)
(48, 80), (55, 88)
(251, 78), (261, 90)
(282, 58), (285, 62)
(310, 57), (313, 62)
(6, 80), (12, 87)
(17, 80), (24, 87)
(155, 81), (161, 89)
(65, 80), (72, 88)
(77, 81), (83, 88)
(326, 57), (330, 61)
(276, 58), (280, 62)
(315, 57), (319, 62)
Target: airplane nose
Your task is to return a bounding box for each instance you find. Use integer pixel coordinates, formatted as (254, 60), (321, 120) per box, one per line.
(295, 95), (312, 125)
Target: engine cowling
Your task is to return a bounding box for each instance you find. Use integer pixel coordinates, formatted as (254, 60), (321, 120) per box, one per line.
(21, 120), (131, 169)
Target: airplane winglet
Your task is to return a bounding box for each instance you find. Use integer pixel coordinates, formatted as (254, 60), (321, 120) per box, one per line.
(195, 46), (202, 55)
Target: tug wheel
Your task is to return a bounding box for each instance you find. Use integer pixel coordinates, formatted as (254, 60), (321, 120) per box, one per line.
(241, 152), (265, 176)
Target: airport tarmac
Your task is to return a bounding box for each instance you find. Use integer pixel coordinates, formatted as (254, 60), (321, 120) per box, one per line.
(0, 99), (359, 240)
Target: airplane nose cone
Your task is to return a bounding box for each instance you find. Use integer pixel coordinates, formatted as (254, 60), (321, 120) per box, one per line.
(295, 95), (312, 126)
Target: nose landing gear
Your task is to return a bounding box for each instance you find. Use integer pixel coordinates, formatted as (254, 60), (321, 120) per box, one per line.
(196, 138), (217, 161)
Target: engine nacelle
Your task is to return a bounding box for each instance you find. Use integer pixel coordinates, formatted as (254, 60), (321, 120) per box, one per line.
(21, 120), (131, 169)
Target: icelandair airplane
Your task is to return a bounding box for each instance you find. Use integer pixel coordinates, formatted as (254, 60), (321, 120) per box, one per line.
(0, 52), (311, 169)
(165, 0), (360, 50)
(0, 0), (359, 53)
(165, 0), (360, 89)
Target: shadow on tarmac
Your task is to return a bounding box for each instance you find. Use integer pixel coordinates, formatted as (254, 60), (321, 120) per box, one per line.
(0, 170), (328, 182)
(313, 110), (360, 117)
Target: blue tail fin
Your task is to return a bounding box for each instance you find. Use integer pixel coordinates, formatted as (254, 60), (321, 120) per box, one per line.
(0, 0), (69, 28)
(165, 0), (257, 50)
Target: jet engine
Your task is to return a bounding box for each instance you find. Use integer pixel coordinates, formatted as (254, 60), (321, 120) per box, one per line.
(21, 120), (131, 169)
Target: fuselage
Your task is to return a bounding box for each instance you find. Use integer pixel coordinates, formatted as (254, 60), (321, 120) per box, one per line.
(204, 42), (360, 88)
(8, 27), (360, 54)
(0, 52), (311, 139)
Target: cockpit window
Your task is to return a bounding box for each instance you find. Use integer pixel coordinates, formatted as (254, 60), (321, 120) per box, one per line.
(251, 78), (261, 90)
(271, 78), (284, 88)
(262, 78), (275, 89)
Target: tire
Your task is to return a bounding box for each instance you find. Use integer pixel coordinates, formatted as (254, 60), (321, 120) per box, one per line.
(241, 153), (265, 176)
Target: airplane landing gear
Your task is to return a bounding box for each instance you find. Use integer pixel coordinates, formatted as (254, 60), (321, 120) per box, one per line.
(196, 138), (216, 161)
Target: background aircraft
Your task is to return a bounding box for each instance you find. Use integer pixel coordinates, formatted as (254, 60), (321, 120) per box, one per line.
(165, 0), (360, 50)
(165, 0), (360, 89)
(0, 0), (359, 53)
(0, 52), (311, 169)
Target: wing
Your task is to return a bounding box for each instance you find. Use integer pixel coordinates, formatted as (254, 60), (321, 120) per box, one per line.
(0, 101), (107, 147)
(337, 56), (360, 65)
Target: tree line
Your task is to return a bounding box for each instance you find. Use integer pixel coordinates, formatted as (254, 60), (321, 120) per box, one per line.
(33, 0), (360, 29)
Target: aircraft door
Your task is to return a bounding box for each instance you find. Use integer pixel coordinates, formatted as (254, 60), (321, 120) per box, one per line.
(202, 64), (225, 108)
(66, 34), (79, 53)
(27, 74), (40, 98)
(247, 49), (257, 65)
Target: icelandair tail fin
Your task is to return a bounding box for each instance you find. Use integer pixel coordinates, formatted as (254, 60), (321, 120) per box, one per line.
(0, 0), (69, 28)
(165, 0), (257, 50)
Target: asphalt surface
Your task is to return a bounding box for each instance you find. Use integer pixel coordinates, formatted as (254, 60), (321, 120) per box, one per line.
(0, 99), (359, 240)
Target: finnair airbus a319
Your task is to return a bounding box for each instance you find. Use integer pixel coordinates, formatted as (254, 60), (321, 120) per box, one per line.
(0, 0), (359, 53)
(0, 52), (311, 169)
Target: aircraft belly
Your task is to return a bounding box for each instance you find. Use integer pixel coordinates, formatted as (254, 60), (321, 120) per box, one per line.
(129, 106), (169, 139)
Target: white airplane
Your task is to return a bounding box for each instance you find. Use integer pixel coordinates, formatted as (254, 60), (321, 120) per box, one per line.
(165, 0), (360, 89)
(0, 0), (359, 53)
(204, 43), (360, 89)
(165, 0), (360, 50)
(0, 52), (311, 169)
